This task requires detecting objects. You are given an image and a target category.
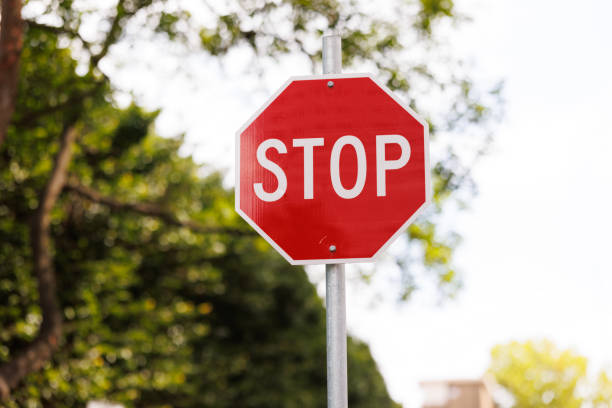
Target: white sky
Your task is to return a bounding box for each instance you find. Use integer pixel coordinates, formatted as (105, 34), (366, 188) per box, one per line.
(103, 0), (612, 406)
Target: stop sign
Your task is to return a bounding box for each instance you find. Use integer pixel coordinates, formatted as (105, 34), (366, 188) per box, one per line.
(236, 74), (430, 265)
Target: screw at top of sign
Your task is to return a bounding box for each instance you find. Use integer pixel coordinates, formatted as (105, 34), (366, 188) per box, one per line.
(329, 245), (336, 253)
(327, 81), (334, 88)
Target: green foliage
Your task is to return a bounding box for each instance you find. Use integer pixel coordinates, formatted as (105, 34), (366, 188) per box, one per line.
(109, 106), (158, 155)
(417, 0), (455, 34)
(489, 339), (612, 408)
(594, 372), (612, 407)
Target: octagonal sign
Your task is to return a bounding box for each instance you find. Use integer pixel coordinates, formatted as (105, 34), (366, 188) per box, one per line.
(236, 73), (431, 265)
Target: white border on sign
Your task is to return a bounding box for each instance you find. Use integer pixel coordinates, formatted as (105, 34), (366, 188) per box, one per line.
(235, 73), (432, 266)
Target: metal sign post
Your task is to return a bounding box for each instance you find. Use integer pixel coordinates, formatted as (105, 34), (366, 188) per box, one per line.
(322, 34), (348, 408)
(326, 262), (347, 408)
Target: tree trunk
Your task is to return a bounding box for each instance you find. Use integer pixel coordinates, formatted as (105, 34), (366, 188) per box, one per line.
(0, 0), (24, 147)
(0, 125), (77, 400)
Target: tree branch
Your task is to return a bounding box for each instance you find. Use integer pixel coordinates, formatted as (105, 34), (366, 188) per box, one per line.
(0, 124), (78, 400)
(0, 0), (24, 147)
(90, 0), (127, 68)
(25, 19), (92, 53)
(65, 181), (255, 236)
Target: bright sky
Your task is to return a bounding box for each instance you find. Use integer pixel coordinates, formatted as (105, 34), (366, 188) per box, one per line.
(103, 0), (612, 406)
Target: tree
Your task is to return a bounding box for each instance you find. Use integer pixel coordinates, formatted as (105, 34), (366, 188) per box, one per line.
(0, 0), (501, 404)
(489, 339), (612, 408)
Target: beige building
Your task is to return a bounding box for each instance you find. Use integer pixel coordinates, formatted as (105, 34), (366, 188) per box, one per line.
(420, 379), (496, 408)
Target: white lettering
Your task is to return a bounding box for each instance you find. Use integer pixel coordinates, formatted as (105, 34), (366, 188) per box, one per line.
(254, 139), (287, 202)
(330, 136), (367, 199)
(376, 134), (410, 197)
(293, 138), (325, 199)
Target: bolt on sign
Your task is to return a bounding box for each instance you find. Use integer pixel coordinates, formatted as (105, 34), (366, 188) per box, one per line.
(236, 74), (431, 265)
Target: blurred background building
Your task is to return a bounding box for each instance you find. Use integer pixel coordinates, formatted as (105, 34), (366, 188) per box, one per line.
(87, 402), (124, 408)
(420, 379), (496, 408)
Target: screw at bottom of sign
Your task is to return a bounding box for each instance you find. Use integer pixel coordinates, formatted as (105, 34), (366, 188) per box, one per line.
(327, 81), (334, 88)
(329, 245), (336, 253)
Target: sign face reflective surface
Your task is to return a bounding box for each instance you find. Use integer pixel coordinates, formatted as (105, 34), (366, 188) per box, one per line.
(236, 74), (430, 265)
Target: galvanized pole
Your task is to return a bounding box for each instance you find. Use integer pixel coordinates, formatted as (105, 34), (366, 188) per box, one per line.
(322, 33), (348, 408)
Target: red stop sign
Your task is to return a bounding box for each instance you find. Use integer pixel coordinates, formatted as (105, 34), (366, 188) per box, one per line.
(236, 74), (430, 265)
